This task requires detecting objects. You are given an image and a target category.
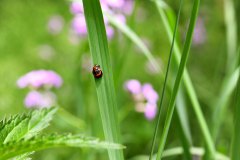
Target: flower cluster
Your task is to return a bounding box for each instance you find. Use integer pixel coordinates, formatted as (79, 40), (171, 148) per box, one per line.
(124, 79), (159, 120)
(70, 0), (134, 39)
(17, 70), (63, 108)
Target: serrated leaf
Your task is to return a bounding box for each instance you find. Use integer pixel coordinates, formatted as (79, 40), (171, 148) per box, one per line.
(12, 152), (34, 160)
(0, 134), (125, 160)
(0, 107), (57, 144)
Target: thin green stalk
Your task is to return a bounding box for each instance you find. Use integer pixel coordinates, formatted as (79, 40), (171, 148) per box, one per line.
(224, 0), (238, 72)
(154, 0), (215, 158)
(149, 0), (183, 159)
(211, 0), (238, 140)
(211, 67), (240, 140)
(155, 0), (211, 159)
(230, 50), (240, 160)
(82, 0), (124, 160)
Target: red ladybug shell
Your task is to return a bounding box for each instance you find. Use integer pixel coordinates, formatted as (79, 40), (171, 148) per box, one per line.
(92, 65), (103, 79)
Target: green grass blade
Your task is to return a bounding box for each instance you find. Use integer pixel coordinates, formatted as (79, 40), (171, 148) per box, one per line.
(105, 13), (160, 72)
(211, 67), (240, 139)
(175, 89), (192, 159)
(155, 0), (214, 159)
(224, 0), (238, 72)
(82, 0), (124, 160)
(149, 0), (183, 159)
(154, 0), (216, 158)
(230, 54), (240, 160)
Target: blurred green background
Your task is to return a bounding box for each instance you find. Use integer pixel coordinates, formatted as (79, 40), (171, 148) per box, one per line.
(0, 0), (239, 159)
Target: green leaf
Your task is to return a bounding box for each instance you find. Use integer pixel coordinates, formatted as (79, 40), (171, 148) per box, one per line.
(0, 107), (57, 144)
(82, 0), (124, 160)
(0, 134), (124, 160)
(12, 152), (34, 160)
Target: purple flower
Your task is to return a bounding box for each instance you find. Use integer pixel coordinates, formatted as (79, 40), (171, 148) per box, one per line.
(72, 14), (87, 36)
(102, 0), (125, 8)
(17, 70), (63, 89)
(69, 0), (135, 39)
(47, 15), (64, 35)
(70, 1), (84, 14)
(144, 103), (157, 120)
(124, 80), (159, 120)
(122, 0), (134, 15)
(142, 83), (159, 104)
(24, 91), (56, 108)
(124, 79), (142, 94)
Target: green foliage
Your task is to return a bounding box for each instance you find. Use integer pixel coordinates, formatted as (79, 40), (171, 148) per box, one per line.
(0, 133), (124, 160)
(0, 107), (57, 144)
(0, 108), (124, 159)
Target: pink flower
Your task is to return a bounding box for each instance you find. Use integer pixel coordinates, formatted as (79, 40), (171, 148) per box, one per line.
(122, 0), (134, 15)
(142, 83), (159, 104)
(47, 15), (64, 35)
(17, 70), (63, 89)
(124, 80), (159, 120)
(70, 1), (84, 14)
(102, 0), (125, 8)
(24, 91), (56, 108)
(124, 79), (142, 94)
(69, 0), (135, 39)
(72, 14), (87, 36)
(144, 103), (157, 120)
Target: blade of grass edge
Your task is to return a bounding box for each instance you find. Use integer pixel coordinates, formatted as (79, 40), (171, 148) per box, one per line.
(82, 0), (124, 160)
(149, 0), (183, 159)
(230, 51), (240, 160)
(154, 0), (216, 158)
(155, 0), (216, 159)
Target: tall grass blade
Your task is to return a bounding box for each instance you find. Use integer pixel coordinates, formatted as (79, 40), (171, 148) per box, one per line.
(230, 53), (240, 160)
(155, 0), (214, 159)
(149, 0), (183, 159)
(82, 0), (124, 159)
(154, 0), (216, 158)
(211, 67), (240, 140)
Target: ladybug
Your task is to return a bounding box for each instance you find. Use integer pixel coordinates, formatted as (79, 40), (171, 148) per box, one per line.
(92, 64), (103, 79)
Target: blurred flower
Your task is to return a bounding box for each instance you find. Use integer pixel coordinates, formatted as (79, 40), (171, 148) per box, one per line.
(142, 83), (159, 104)
(24, 91), (56, 108)
(70, 1), (84, 14)
(124, 79), (158, 120)
(69, 0), (134, 39)
(17, 70), (63, 89)
(125, 79), (142, 94)
(47, 15), (64, 35)
(193, 18), (206, 45)
(37, 44), (55, 61)
(72, 14), (87, 36)
(144, 103), (157, 120)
